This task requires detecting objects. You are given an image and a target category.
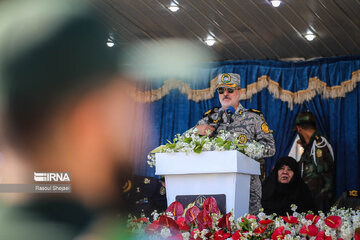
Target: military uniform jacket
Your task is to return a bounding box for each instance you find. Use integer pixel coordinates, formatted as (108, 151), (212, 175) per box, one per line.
(196, 103), (276, 159)
(299, 132), (334, 199)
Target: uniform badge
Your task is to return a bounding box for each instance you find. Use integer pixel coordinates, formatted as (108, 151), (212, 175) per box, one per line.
(195, 195), (206, 208)
(261, 123), (270, 134)
(316, 149), (322, 158)
(122, 180), (132, 193)
(204, 109), (212, 116)
(144, 178), (150, 184)
(349, 190), (358, 197)
(238, 134), (247, 144)
(221, 74), (231, 83)
(160, 186), (166, 195)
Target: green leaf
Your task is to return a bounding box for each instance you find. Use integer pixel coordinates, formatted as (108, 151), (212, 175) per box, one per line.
(215, 138), (224, 144)
(224, 141), (231, 150)
(193, 141), (203, 154)
(150, 145), (167, 153)
(184, 137), (192, 144)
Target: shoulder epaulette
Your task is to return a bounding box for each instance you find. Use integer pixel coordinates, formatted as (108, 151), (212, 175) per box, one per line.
(314, 135), (323, 144)
(249, 109), (262, 115)
(203, 107), (220, 117)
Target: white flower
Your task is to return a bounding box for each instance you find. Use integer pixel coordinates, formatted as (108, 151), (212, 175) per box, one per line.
(182, 232), (190, 240)
(160, 227), (171, 238)
(200, 229), (209, 238)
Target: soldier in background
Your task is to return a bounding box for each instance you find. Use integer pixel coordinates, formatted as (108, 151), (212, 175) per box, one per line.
(123, 175), (167, 218)
(294, 112), (334, 212)
(189, 73), (276, 215)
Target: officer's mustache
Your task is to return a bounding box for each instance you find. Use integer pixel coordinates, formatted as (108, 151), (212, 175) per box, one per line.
(222, 96), (231, 100)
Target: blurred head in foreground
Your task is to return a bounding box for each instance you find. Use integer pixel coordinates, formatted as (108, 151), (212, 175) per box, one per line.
(0, 0), (137, 213)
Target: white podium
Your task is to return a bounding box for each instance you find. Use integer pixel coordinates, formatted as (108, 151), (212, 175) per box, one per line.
(155, 150), (260, 219)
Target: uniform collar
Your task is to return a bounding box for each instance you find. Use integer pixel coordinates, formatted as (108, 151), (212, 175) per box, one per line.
(235, 102), (245, 114)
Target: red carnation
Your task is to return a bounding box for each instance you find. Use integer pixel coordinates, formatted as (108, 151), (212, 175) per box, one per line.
(214, 230), (231, 240)
(196, 209), (212, 230)
(254, 225), (267, 234)
(166, 201), (184, 219)
(203, 197), (220, 215)
(305, 214), (321, 224)
(245, 214), (257, 220)
(281, 216), (298, 224)
(271, 226), (291, 240)
(315, 231), (332, 240)
(300, 225), (318, 236)
(324, 216), (341, 228)
(259, 219), (274, 225)
(185, 206), (200, 225)
(232, 230), (243, 240)
(176, 217), (190, 231)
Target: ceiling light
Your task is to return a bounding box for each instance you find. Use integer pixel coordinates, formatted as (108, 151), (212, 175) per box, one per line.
(304, 32), (316, 41)
(205, 36), (216, 46)
(270, 0), (281, 7)
(168, 1), (179, 12)
(106, 38), (114, 47)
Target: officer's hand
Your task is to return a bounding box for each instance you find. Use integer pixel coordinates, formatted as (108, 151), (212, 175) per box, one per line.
(195, 125), (215, 136)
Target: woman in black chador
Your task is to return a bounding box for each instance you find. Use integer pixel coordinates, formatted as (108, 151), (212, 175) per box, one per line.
(261, 156), (316, 216)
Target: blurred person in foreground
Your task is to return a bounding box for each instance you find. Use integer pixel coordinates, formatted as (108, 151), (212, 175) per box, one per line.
(0, 0), (139, 239)
(294, 112), (334, 212)
(262, 156), (316, 216)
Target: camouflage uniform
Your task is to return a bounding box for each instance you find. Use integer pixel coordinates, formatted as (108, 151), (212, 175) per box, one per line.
(195, 103), (276, 215)
(299, 131), (334, 211)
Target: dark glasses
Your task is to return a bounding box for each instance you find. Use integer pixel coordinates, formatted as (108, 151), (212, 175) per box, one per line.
(217, 87), (235, 94)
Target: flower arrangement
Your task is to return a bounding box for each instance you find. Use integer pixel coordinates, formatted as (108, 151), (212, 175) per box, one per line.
(147, 129), (264, 168)
(127, 198), (360, 240)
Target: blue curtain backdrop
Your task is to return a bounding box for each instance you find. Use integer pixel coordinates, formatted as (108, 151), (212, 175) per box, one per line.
(133, 56), (360, 197)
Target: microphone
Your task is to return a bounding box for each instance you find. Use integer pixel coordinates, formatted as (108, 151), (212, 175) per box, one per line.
(226, 106), (235, 124)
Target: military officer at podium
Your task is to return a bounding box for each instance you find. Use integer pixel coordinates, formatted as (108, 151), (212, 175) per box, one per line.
(191, 73), (276, 215)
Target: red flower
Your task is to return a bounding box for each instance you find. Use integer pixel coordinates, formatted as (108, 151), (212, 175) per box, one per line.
(254, 225), (267, 234)
(176, 217), (190, 231)
(214, 230), (231, 240)
(196, 210), (213, 230)
(271, 226), (291, 240)
(305, 214), (321, 224)
(159, 215), (180, 235)
(315, 231), (332, 240)
(185, 206), (200, 225)
(300, 225), (318, 236)
(259, 219), (274, 225)
(145, 220), (159, 234)
(166, 201), (184, 219)
(168, 233), (183, 240)
(355, 227), (360, 240)
(202, 197), (220, 215)
(133, 217), (148, 223)
(232, 230), (243, 240)
(217, 212), (232, 230)
(245, 214), (257, 220)
(190, 228), (201, 240)
(281, 216), (298, 224)
(324, 216), (342, 228)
